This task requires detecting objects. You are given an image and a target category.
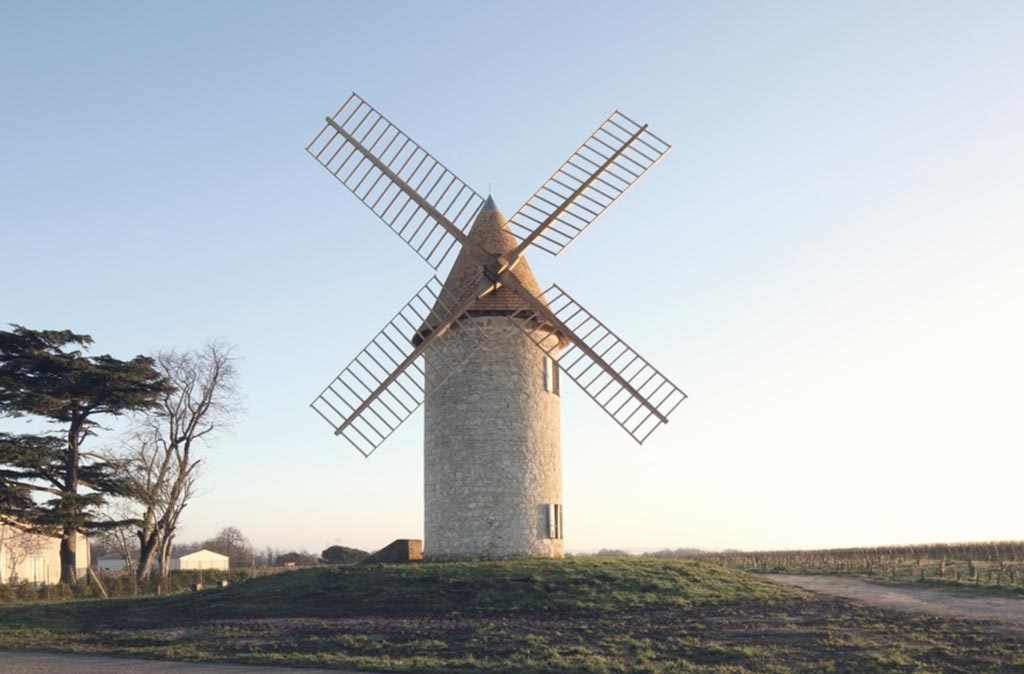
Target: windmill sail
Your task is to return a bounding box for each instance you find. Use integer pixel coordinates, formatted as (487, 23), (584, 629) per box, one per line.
(506, 110), (671, 259)
(509, 284), (686, 444)
(307, 96), (687, 456)
(307, 93), (485, 269)
(311, 277), (488, 456)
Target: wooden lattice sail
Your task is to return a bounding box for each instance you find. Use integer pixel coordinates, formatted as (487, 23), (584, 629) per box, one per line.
(305, 93), (687, 558)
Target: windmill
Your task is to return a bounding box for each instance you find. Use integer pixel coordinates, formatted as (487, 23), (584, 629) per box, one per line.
(307, 93), (686, 560)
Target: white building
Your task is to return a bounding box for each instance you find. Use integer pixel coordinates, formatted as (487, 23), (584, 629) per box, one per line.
(0, 524), (90, 585)
(96, 553), (130, 573)
(170, 549), (229, 571)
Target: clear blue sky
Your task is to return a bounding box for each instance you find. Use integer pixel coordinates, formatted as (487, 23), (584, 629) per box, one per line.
(2, 1), (1021, 554)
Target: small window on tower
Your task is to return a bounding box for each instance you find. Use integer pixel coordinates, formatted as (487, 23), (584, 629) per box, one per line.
(543, 356), (560, 396)
(546, 503), (564, 539)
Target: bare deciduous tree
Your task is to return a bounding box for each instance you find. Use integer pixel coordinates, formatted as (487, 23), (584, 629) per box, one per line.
(204, 525), (254, 569)
(119, 342), (240, 582)
(93, 500), (140, 575)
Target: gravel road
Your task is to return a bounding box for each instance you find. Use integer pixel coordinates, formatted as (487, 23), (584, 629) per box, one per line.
(770, 574), (1024, 627)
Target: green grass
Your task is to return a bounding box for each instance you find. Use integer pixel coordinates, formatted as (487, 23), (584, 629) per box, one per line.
(1, 558), (1021, 673)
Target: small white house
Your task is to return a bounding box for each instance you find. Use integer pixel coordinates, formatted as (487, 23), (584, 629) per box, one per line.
(170, 549), (229, 571)
(0, 523), (90, 585)
(96, 553), (130, 573)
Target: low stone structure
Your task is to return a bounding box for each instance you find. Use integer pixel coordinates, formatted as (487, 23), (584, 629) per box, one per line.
(362, 539), (424, 564)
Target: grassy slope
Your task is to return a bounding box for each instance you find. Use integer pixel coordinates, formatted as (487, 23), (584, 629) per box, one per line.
(1, 558), (1021, 673)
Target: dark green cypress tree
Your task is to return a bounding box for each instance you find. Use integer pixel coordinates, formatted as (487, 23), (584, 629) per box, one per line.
(0, 325), (169, 583)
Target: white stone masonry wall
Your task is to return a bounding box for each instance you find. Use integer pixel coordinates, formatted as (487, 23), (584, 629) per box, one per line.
(424, 317), (563, 560)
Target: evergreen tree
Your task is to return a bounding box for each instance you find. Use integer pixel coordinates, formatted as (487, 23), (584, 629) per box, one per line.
(0, 325), (169, 582)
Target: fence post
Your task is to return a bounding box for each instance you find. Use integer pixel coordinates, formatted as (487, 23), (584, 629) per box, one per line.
(87, 568), (108, 598)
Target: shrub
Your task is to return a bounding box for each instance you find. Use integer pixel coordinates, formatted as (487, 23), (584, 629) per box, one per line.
(321, 545), (370, 565)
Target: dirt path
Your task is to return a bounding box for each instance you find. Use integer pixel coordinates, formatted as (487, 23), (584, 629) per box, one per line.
(770, 575), (1024, 627)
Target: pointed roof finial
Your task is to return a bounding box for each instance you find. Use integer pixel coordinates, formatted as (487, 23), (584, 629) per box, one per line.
(482, 194), (498, 212)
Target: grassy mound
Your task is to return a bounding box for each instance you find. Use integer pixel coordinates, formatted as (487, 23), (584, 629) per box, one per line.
(169, 557), (789, 619)
(1, 558), (1020, 673)
(0, 558), (787, 629)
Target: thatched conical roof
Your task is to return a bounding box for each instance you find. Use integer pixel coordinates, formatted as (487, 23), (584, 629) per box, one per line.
(412, 197), (551, 346)
(441, 196), (545, 314)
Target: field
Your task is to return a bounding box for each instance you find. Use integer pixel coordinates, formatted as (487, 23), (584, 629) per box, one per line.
(1, 558), (1022, 673)
(700, 541), (1024, 595)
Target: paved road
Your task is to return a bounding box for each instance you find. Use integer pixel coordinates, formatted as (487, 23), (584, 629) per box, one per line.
(770, 574), (1024, 627)
(0, 651), (369, 673)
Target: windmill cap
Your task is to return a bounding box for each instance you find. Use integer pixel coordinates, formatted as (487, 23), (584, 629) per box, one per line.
(439, 199), (545, 312)
(411, 197), (563, 346)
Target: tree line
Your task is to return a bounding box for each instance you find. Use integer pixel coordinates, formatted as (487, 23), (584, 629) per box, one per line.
(0, 325), (239, 585)
(91, 524), (369, 572)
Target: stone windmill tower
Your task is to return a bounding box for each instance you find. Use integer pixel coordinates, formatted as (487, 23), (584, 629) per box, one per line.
(423, 197), (564, 559)
(307, 94), (686, 560)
